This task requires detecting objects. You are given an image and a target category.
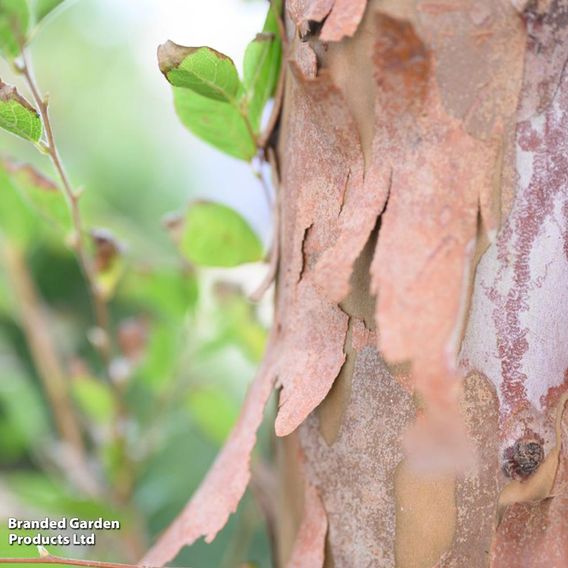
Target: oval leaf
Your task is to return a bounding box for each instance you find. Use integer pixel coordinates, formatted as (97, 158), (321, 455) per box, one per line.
(180, 201), (263, 267)
(158, 41), (241, 103)
(0, 159), (67, 244)
(243, 2), (282, 130)
(3, 158), (68, 227)
(173, 87), (256, 161)
(0, 81), (42, 142)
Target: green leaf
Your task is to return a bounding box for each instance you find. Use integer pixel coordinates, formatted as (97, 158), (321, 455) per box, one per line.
(6, 471), (123, 520)
(243, 2), (282, 130)
(243, 35), (280, 130)
(139, 322), (179, 388)
(33, 0), (65, 23)
(71, 376), (116, 423)
(180, 201), (263, 267)
(206, 283), (267, 362)
(0, 0), (30, 59)
(0, 366), (50, 460)
(173, 87), (256, 161)
(0, 81), (42, 142)
(187, 388), (238, 445)
(158, 41), (241, 103)
(4, 158), (68, 226)
(0, 159), (67, 244)
(0, 165), (33, 243)
(120, 267), (198, 320)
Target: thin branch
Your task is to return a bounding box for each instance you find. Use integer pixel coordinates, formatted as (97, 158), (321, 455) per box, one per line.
(250, 197), (279, 301)
(250, 147), (281, 302)
(18, 48), (110, 355)
(258, 0), (288, 150)
(270, 0), (288, 51)
(258, 64), (286, 150)
(252, 164), (274, 211)
(17, 46), (141, 516)
(0, 555), (161, 568)
(1, 242), (104, 496)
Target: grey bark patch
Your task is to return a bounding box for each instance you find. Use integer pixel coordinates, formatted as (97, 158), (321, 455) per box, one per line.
(300, 347), (414, 567)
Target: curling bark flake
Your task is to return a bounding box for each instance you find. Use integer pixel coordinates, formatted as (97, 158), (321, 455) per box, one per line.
(142, 0), (568, 566)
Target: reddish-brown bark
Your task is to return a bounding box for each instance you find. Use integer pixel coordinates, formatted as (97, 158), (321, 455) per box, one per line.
(143, 1), (568, 566)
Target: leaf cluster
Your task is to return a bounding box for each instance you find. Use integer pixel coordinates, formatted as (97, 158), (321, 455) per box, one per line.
(159, 1), (282, 160)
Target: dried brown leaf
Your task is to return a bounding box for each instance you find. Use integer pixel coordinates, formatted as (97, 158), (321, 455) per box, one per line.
(91, 228), (121, 273)
(1, 158), (57, 191)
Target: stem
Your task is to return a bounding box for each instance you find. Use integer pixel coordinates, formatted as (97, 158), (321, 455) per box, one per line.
(253, 165), (274, 211)
(238, 103), (258, 150)
(18, 46), (140, 517)
(19, 49), (110, 353)
(258, 67), (286, 150)
(2, 242), (102, 497)
(251, 147), (281, 302)
(0, 555), (162, 568)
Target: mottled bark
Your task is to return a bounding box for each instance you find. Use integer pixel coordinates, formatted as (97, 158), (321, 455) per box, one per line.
(143, 1), (568, 566)
(277, 0), (568, 566)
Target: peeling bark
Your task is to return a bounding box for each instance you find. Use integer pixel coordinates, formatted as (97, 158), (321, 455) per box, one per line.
(141, 351), (276, 566)
(279, 0), (568, 565)
(144, 0), (568, 565)
(287, 456), (328, 568)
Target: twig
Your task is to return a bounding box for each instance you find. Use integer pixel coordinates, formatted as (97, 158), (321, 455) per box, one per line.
(0, 554), (161, 568)
(18, 46), (141, 520)
(252, 164), (274, 210)
(2, 243), (101, 497)
(250, 200), (279, 301)
(271, 0), (288, 50)
(257, 0), (288, 150)
(18, 48), (110, 355)
(250, 147), (281, 302)
(258, 64), (286, 150)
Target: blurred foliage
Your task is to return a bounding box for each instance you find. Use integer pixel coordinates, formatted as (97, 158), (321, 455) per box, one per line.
(180, 202), (264, 267)
(0, 1), (278, 567)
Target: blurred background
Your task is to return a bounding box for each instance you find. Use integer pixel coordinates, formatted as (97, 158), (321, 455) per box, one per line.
(0, 1), (275, 566)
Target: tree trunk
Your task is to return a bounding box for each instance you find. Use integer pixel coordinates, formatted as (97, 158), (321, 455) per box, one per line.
(141, 1), (568, 566)
(275, 1), (568, 566)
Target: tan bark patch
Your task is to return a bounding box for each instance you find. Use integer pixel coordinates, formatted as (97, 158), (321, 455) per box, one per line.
(436, 372), (501, 567)
(394, 462), (457, 568)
